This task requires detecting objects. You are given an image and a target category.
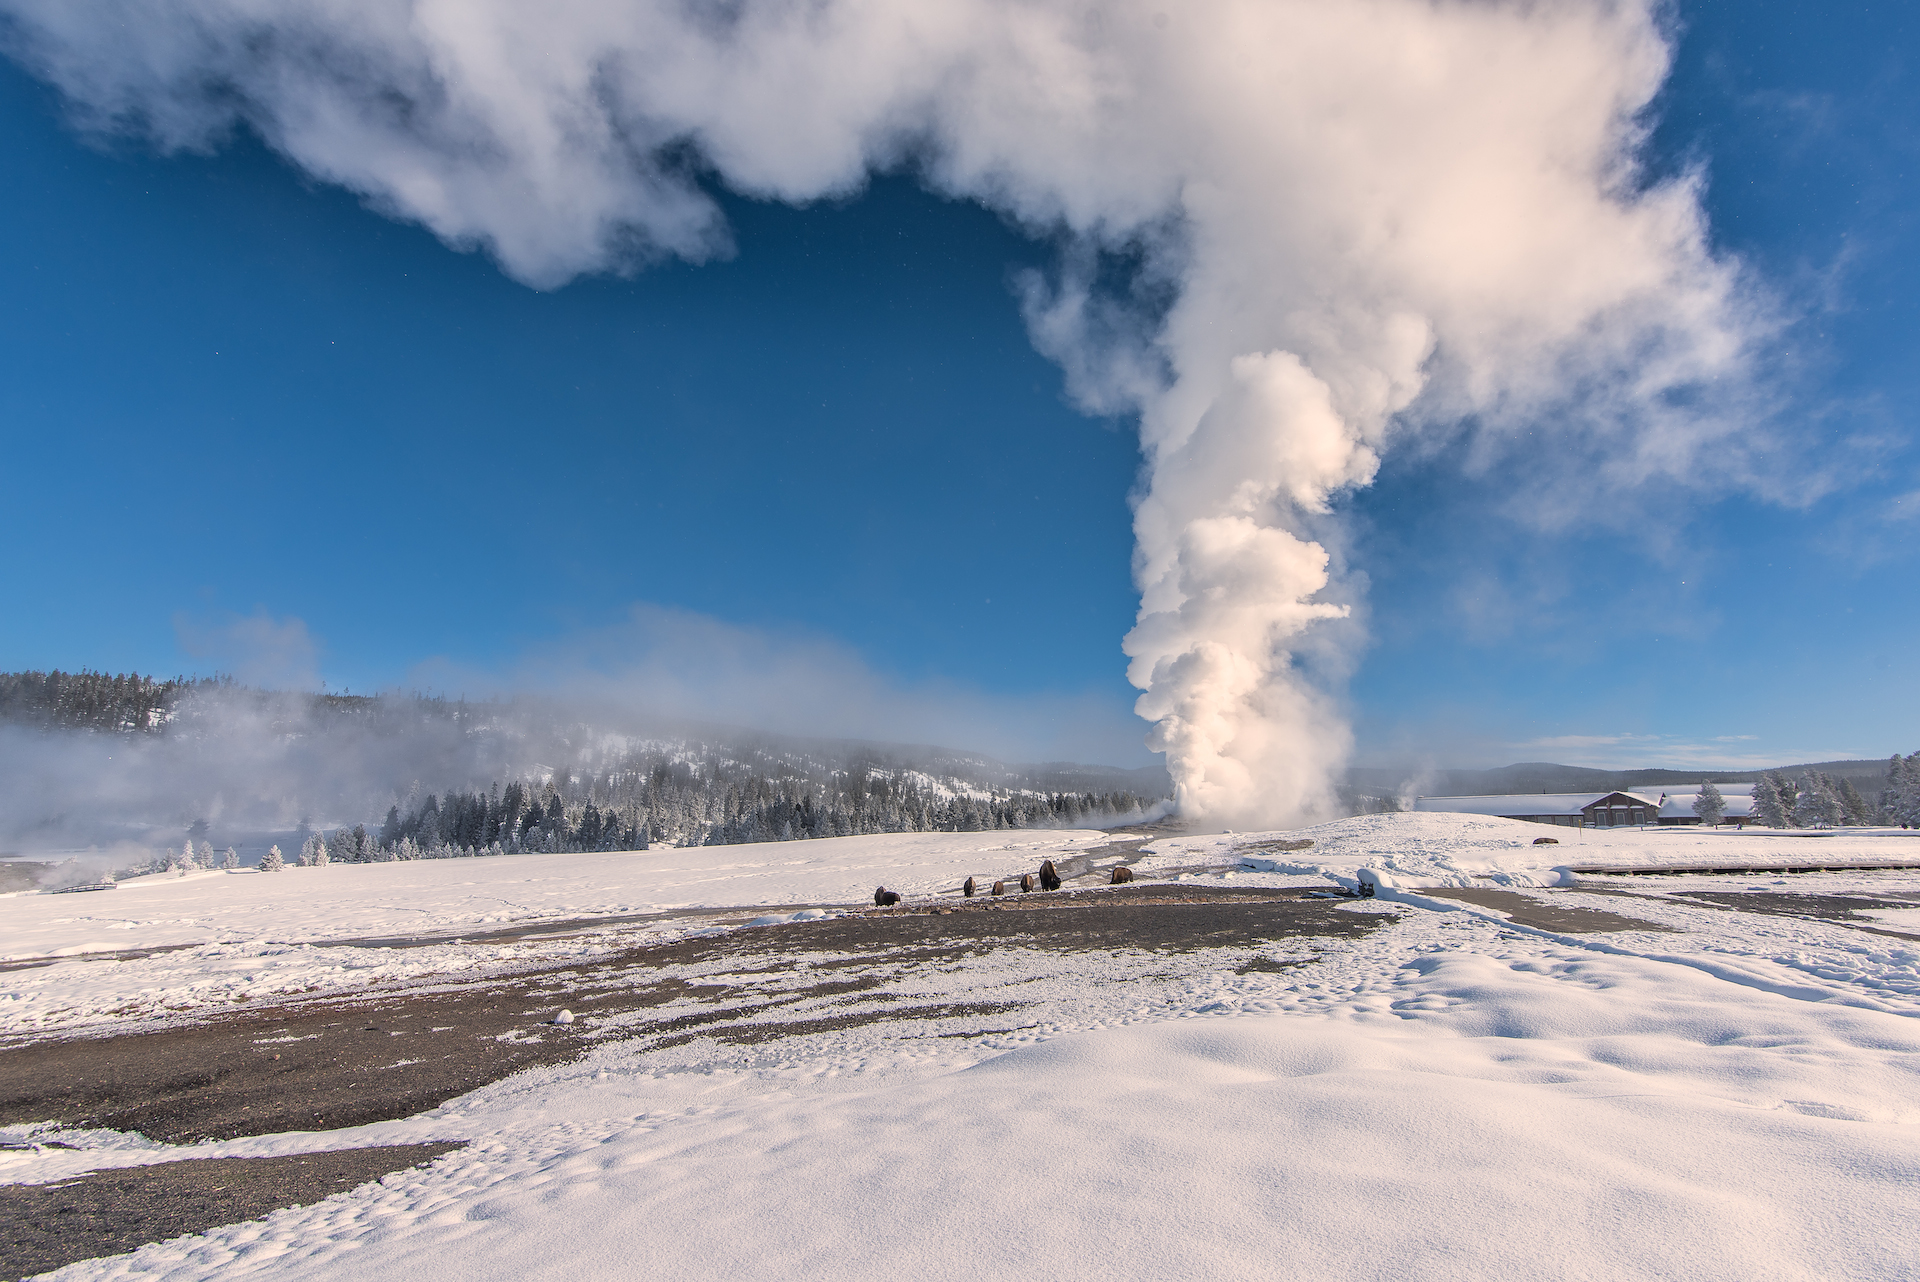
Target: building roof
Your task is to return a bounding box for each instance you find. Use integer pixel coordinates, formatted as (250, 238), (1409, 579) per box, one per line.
(1655, 792), (1758, 819)
(1413, 792), (1660, 818)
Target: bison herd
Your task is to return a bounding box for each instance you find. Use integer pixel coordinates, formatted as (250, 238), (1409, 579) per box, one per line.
(873, 855), (1142, 910)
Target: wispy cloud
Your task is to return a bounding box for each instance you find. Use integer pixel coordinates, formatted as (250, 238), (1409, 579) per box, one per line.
(1518, 734), (1664, 752)
(172, 609), (322, 690)
(409, 603), (1154, 768)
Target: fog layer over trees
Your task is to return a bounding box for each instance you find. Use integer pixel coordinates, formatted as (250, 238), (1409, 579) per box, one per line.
(0, 671), (1168, 859)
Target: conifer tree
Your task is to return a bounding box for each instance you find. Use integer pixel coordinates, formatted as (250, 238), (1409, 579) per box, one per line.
(1692, 781), (1725, 827)
(260, 844), (285, 871)
(1880, 755), (1905, 824)
(1753, 774), (1789, 828)
(1793, 773), (1842, 828)
(1838, 778), (1874, 826)
(1885, 753), (1920, 826)
(1772, 771), (1801, 827)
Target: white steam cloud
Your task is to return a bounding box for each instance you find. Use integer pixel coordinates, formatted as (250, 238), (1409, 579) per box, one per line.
(2, 0), (1771, 828)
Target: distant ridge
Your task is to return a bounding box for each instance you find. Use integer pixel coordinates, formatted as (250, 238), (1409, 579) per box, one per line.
(1348, 759), (1897, 798)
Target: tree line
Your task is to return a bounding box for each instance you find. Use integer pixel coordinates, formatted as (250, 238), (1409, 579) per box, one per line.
(284, 766), (1162, 862)
(1737, 753), (1920, 828)
(0, 669), (222, 733)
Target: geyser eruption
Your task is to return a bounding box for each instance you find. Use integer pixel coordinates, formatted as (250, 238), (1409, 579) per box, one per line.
(1, 0), (1763, 829)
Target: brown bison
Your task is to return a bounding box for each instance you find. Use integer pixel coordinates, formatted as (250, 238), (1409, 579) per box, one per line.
(963, 876), (976, 897)
(873, 887), (901, 907)
(1038, 860), (1062, 891)
(1110, 866), (1134, 884)
(1019, 873), (1035, 893)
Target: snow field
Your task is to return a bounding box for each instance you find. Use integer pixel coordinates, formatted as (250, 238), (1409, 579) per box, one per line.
(1141, 810), (1920, 889)
(9, 813), (1920, 1279)
(17, 903), (1920, 1281)
(0, 831), (1106, 1035)
(2, 830), (1111, 958)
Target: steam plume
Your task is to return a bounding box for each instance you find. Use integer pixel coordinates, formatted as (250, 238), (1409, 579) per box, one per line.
(1, 0), (1768, 828)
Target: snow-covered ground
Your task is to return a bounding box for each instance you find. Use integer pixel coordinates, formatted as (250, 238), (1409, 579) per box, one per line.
(1142, 810), (1920, 888)
(0, 832), (1108, 1036)
(1, 830), (1112, 958)
(8, 813), (1920, 1280)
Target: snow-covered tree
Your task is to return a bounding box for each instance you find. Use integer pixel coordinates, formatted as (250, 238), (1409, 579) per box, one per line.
(260, 844), (284, 871)
(1883, 753), (1920, 826)
(1693, 781), (1726, 827)
(177, 841), (201, 872)
(1880, 755), (1905, 824)
(1793, 772), (1843, 828)
(220, 846), (239, 870)
(1753, 774), (1790, 828)
(1838, 778), (1874, 826)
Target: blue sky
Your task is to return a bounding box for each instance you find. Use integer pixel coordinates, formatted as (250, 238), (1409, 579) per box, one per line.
(0, 0), (1914, 772)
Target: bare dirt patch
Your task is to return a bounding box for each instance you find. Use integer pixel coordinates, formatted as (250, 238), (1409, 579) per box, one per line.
(1419, 887), (1679, 934)
(1669, 890), (1920, 941)
(0, 887), (1383, 1146)
(0, 1143), (463, 1278)
(0, 888), (1391, 1274)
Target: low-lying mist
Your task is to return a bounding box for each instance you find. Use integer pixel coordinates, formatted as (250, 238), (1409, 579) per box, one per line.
(0, 678), (1173, 865)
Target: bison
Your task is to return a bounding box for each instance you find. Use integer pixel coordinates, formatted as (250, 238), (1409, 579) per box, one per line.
(1110, 866), (1134, 885)
(1038, 860), (1062, 891)
(963, 876), (977, 897)
(873, 887), (901, 907)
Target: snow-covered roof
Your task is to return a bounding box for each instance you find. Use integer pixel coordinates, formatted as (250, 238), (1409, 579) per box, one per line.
(1632, 783), (1754, 797)
(1657, 792), (1758, 819)
(1413, 792), (1660, 818)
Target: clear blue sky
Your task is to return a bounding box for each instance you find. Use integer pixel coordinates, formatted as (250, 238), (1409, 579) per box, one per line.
(0, 0), (1913, 771)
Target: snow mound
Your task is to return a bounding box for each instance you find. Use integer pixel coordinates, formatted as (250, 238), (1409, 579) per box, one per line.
(747, 908), (838, 927)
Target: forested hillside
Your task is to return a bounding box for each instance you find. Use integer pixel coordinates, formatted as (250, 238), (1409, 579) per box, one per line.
(356, 766), (1151, 860)
(0, 671), (1168, 856)
(0, 669), (216, 732)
